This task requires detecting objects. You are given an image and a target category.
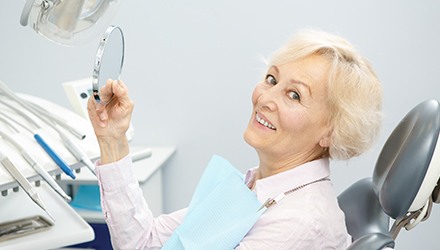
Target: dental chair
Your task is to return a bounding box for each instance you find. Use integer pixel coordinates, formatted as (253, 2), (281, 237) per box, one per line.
(338, 99), (440, 249)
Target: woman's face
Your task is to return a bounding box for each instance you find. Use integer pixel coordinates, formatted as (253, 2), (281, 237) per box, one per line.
(244, 54), (332, 164)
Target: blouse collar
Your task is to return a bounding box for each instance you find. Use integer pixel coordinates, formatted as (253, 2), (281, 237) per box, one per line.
(244, 158), (331, 204)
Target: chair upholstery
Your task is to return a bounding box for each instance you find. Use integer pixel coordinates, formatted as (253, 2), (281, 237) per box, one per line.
(338, 178), (390, 241)
(338, 99), (440, 249)
(373, 99), (440, 218)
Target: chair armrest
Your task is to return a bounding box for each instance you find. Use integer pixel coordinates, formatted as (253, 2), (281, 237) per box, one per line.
(347, 233), (395, 250)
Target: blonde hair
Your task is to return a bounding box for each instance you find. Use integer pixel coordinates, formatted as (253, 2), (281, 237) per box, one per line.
(269, 29), (383, 160)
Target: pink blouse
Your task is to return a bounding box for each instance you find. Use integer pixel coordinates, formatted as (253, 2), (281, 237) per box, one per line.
(96, 155), (351, 249)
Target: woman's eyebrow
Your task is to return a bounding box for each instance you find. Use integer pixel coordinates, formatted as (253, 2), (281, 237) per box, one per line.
(270, 65), (311, 96)
(290, 79), (311, 97)
(268, 65), (279, 74)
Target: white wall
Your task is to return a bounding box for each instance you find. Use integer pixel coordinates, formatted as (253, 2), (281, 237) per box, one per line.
(1, 0), (440, 249)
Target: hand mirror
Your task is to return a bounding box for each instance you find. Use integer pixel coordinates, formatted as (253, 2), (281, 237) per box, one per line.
(92, 25), (125, 104)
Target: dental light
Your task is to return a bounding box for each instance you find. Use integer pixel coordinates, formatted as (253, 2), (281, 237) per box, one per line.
(20, 0), (122, 46)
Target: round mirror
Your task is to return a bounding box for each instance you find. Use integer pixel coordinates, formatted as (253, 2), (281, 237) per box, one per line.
(92, 25), (124, 104)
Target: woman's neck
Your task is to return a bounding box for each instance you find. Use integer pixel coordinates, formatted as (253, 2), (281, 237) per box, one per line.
(256, 149), (324, 179)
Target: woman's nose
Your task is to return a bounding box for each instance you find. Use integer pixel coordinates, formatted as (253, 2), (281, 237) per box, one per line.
(256, 87), (278, 112)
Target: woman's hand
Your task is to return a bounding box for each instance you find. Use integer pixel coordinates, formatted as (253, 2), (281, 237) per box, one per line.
(87, 79), (133, 164)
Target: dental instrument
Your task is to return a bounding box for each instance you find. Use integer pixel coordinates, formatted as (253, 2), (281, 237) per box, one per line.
(0, 81), (86, 140)
(22, 97), (86, 140)
(24, 101), (96, 175)
(0, 129), (72, 202)
(33, 134), (76, 179)
(0, 150), (55, 221)
(45, 122), (96, 175)
(0, 215), (53, 242)
(0, 83), (96, 175)
(0, 105), (76, 179)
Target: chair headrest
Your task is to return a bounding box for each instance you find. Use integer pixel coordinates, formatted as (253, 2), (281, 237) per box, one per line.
(373, 99), (440, 219)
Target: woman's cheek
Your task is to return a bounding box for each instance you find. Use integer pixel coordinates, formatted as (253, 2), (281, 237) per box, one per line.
(251, 84), (265, 106)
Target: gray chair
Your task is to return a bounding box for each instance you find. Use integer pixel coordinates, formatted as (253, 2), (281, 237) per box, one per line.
(338, 99), (440, 249)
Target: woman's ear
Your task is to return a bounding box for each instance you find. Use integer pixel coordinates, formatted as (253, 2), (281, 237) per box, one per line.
(319, 136), (331, 148)
(319, 128), (332, 148)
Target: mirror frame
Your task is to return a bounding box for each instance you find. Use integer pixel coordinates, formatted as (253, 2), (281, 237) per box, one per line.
(92, 25), (125, 104)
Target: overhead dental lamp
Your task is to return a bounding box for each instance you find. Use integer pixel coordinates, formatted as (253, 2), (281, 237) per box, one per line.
(20, 0), (122, 46)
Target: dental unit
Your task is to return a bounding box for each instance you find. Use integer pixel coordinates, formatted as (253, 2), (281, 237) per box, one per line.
(0, 99), (76, 179)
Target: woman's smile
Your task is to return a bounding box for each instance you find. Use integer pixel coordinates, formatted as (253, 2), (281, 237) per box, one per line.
(256, 113), (276, 130)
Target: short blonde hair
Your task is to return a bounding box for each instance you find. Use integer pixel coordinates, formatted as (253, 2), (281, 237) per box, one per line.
(269, 29), (383, 160)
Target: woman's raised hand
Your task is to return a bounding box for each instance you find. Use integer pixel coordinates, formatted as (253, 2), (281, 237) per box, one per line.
(88, 79), (133, 164)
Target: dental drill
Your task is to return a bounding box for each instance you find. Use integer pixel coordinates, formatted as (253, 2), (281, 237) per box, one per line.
(0, 101), (76, 179)
(0, 117), (71, 202)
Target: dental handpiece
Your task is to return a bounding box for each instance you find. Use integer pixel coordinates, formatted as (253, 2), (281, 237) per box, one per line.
(34, 134), (76, 179)
(63, 135), (96, 175)
(21, 101), (95, 174)
(21, 150), (72, 202)
(25, 108), (96, 176)
(0, 130), (72, 202)
(0, 81), (86, 140)
(0, 150), (55, 221)
(0, 105), (76, 180)
(52, 124), (96, 175)
(0, 94), (93, 176)
(24, 99), (86, 140)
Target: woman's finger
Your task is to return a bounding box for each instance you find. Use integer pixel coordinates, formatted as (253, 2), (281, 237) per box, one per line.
(111, 80), (133, 109)
(111, 80), (126, 98)
(87, 97), (106, 128)
(99, 79), (115, 104)
(87, 97), (95, 118)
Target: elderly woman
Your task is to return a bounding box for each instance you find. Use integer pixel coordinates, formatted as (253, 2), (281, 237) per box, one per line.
(88, 29), (382, 249)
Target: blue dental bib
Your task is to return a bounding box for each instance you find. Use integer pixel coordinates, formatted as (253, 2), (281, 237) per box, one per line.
(162, 155), (264, 250)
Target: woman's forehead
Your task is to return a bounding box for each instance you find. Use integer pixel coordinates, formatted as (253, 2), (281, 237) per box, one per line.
(274, 55), (330, 87)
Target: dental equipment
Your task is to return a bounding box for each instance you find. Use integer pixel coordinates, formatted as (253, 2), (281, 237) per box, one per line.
(0, 102), (76, 179)
(14, 99), (96, 175)
(0, 129), (72, 202)
(33, 135), (76, 180)
(23, 101), (96, 175)
(0, 81), (95, 175)
(20, 0), (122, 46)
(0, 150), (55, 221)
(42, 121), (96, 175)
(0, 215), (53, 242)
(0, 81), (86, 140)
(0, 115), (20, 134)
(21, 97), (86, 140)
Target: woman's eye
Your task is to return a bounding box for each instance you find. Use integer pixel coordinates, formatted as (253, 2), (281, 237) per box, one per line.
(265, 74), (277, 85)
(288, 91), (300, 101)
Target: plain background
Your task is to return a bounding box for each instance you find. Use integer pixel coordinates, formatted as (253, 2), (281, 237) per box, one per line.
(1, 1), (440, 249)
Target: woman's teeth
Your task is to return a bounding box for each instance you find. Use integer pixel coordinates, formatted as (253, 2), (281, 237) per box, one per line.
(256, 114), (276, 130)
